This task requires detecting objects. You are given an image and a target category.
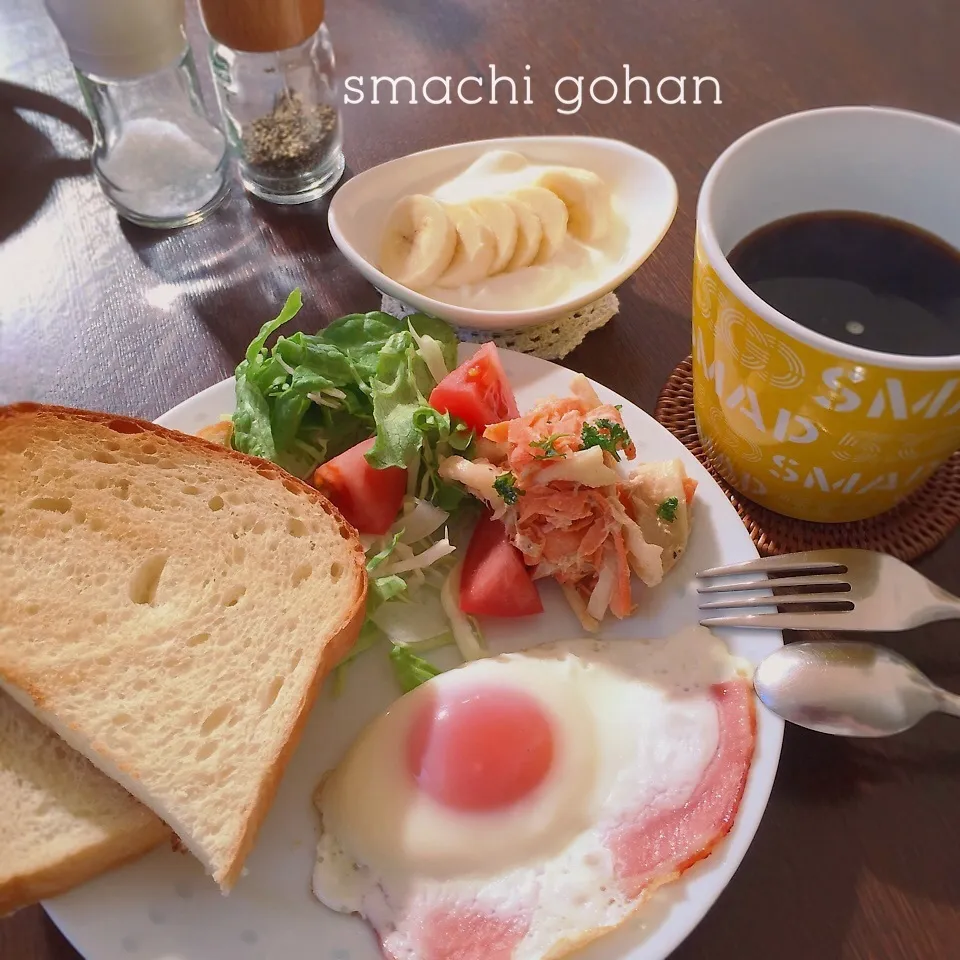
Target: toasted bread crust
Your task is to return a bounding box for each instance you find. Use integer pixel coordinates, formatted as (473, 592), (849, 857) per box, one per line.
(0, 819), (170, 918)
(0, 402), (368, 891)
(0, 688), (173, 918)
(220, 590), (366, 890)
(0, 401), (364, 535)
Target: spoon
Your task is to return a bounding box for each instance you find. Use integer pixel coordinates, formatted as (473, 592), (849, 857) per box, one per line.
(753, 641), (960, 737)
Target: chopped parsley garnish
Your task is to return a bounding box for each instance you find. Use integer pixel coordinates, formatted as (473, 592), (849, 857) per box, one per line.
(580, 418), (633, 459)
(493, 471), (523, 505)
(529, 433), (570, 459)
(657, 497), (680, 523)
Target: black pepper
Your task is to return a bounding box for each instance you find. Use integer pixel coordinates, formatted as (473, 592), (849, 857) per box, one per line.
(241, 91), (338, 178)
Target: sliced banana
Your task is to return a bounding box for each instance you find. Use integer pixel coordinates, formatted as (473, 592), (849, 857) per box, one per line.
(535, 166), (612, 244)
(468, 197), (519, 275)
(379, 194), (457, 291)
(502, 197), (543, 271)
(510, 186), (569, 264)
(434, 204), (498, 288)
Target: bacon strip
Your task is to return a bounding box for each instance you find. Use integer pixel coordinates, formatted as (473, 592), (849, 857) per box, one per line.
(607, 677), (757, 899)
(415, 908), (532, 960)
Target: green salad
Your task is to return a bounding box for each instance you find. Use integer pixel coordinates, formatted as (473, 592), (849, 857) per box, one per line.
(228, 289), (485, 692)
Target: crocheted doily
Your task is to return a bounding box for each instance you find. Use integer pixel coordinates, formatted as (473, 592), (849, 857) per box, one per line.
(379, 292), (619, 360)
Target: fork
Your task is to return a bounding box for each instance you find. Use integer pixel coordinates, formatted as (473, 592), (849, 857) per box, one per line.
(696, 548), (960, 631)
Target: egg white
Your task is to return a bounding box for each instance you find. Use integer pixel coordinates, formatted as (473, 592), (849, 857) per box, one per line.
(312, 626), (748, 960)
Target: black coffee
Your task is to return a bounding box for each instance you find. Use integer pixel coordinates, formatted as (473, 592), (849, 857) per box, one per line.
(727, 211), (960, 357)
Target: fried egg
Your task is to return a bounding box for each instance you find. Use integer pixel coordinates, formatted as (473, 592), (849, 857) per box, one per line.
(312, 626), (756, 960)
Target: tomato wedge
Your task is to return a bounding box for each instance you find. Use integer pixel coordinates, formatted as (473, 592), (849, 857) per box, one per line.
(459, 511), (543, 618)
(312, 437), (407, 535)
(429, 343), (520, 434)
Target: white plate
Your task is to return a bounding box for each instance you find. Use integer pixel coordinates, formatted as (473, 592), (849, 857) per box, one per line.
(44, 347), (782, 960)
(328, 136), (678, 330)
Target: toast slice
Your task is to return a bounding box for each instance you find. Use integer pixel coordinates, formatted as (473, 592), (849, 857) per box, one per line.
(0, 404), (367, 890)
(0, 691), (170, 917)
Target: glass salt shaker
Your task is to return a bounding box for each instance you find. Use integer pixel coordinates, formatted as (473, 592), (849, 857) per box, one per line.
(198, 0), (345, 205)
(43, 0), (229, 229)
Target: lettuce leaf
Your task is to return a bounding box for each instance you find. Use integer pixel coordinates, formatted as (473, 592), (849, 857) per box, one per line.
(320, 311), (410, 383)
(232, 291), (306, 463)
(367, 531), (403, 573)
(233, 375), (277, 461)
(371, 574), (407, 604)
(365, 317), (468, 483)
(365, 332), (424, 470)
(245, 289), (305, 365)
(232, 294), (458, 480)
(389, 643), (442, 693)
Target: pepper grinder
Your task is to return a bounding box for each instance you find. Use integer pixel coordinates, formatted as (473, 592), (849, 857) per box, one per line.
(43, 0), (229, 228)
(198, 0), (345, 205)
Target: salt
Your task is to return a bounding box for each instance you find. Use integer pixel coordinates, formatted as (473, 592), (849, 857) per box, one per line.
(99, 117), (224, 220)
(45, 0), (228, 227)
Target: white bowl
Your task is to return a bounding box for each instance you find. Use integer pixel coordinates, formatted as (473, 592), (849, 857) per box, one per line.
(328, 135), (679, 331)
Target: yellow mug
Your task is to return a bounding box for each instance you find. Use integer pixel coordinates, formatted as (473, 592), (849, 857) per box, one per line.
(693, 106), (960, 523)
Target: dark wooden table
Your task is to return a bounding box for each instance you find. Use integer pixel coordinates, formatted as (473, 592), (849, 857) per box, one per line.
(2, 0), (959, 958)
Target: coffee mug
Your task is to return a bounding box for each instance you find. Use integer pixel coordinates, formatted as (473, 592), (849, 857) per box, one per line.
(692, 106), (960, 523)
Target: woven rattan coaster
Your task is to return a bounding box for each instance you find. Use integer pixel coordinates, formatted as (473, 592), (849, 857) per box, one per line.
(655, 357), (960, 561)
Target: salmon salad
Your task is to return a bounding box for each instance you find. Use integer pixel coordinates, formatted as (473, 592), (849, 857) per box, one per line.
(439, 374), (697, 630)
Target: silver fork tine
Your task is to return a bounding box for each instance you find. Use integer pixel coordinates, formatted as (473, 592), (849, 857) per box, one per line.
(697, 574), (848, 594)
(698, 549), (960, 632)
(699, 593), (852, 610)
(697, 557), (847, 578)
(700, 611), (856, 630)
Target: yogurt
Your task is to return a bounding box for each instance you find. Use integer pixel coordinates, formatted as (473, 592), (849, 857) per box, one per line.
(421, 151), (629, 311)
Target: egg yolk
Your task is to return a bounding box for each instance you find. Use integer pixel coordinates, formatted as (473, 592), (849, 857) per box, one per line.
(406, 685), (555, 812)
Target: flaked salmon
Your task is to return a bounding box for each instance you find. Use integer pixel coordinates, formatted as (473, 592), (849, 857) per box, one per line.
(439, 376), (697, 628)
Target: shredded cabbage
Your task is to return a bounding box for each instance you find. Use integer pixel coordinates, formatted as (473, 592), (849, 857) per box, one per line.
(366, 531), (402, 572)
(392, 497), (449, 544)
(307, 391), (340, 409)
(400, 631), (455, 653)
(440, 561), (486, 661)
(534, 446), (618, 487)
(406, 460), (420, 497)
(376, 538), (456, 576)
(371, 591), (450, 647)
(391, 541), (426, 586)
(407, 319), (449, 386)
(587, 552), (616, 620)
(275, 351), (296, 377)
(607, 494), (664, 587)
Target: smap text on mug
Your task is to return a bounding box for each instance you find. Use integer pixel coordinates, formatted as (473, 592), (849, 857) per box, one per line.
(692, 106), (960, 523)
